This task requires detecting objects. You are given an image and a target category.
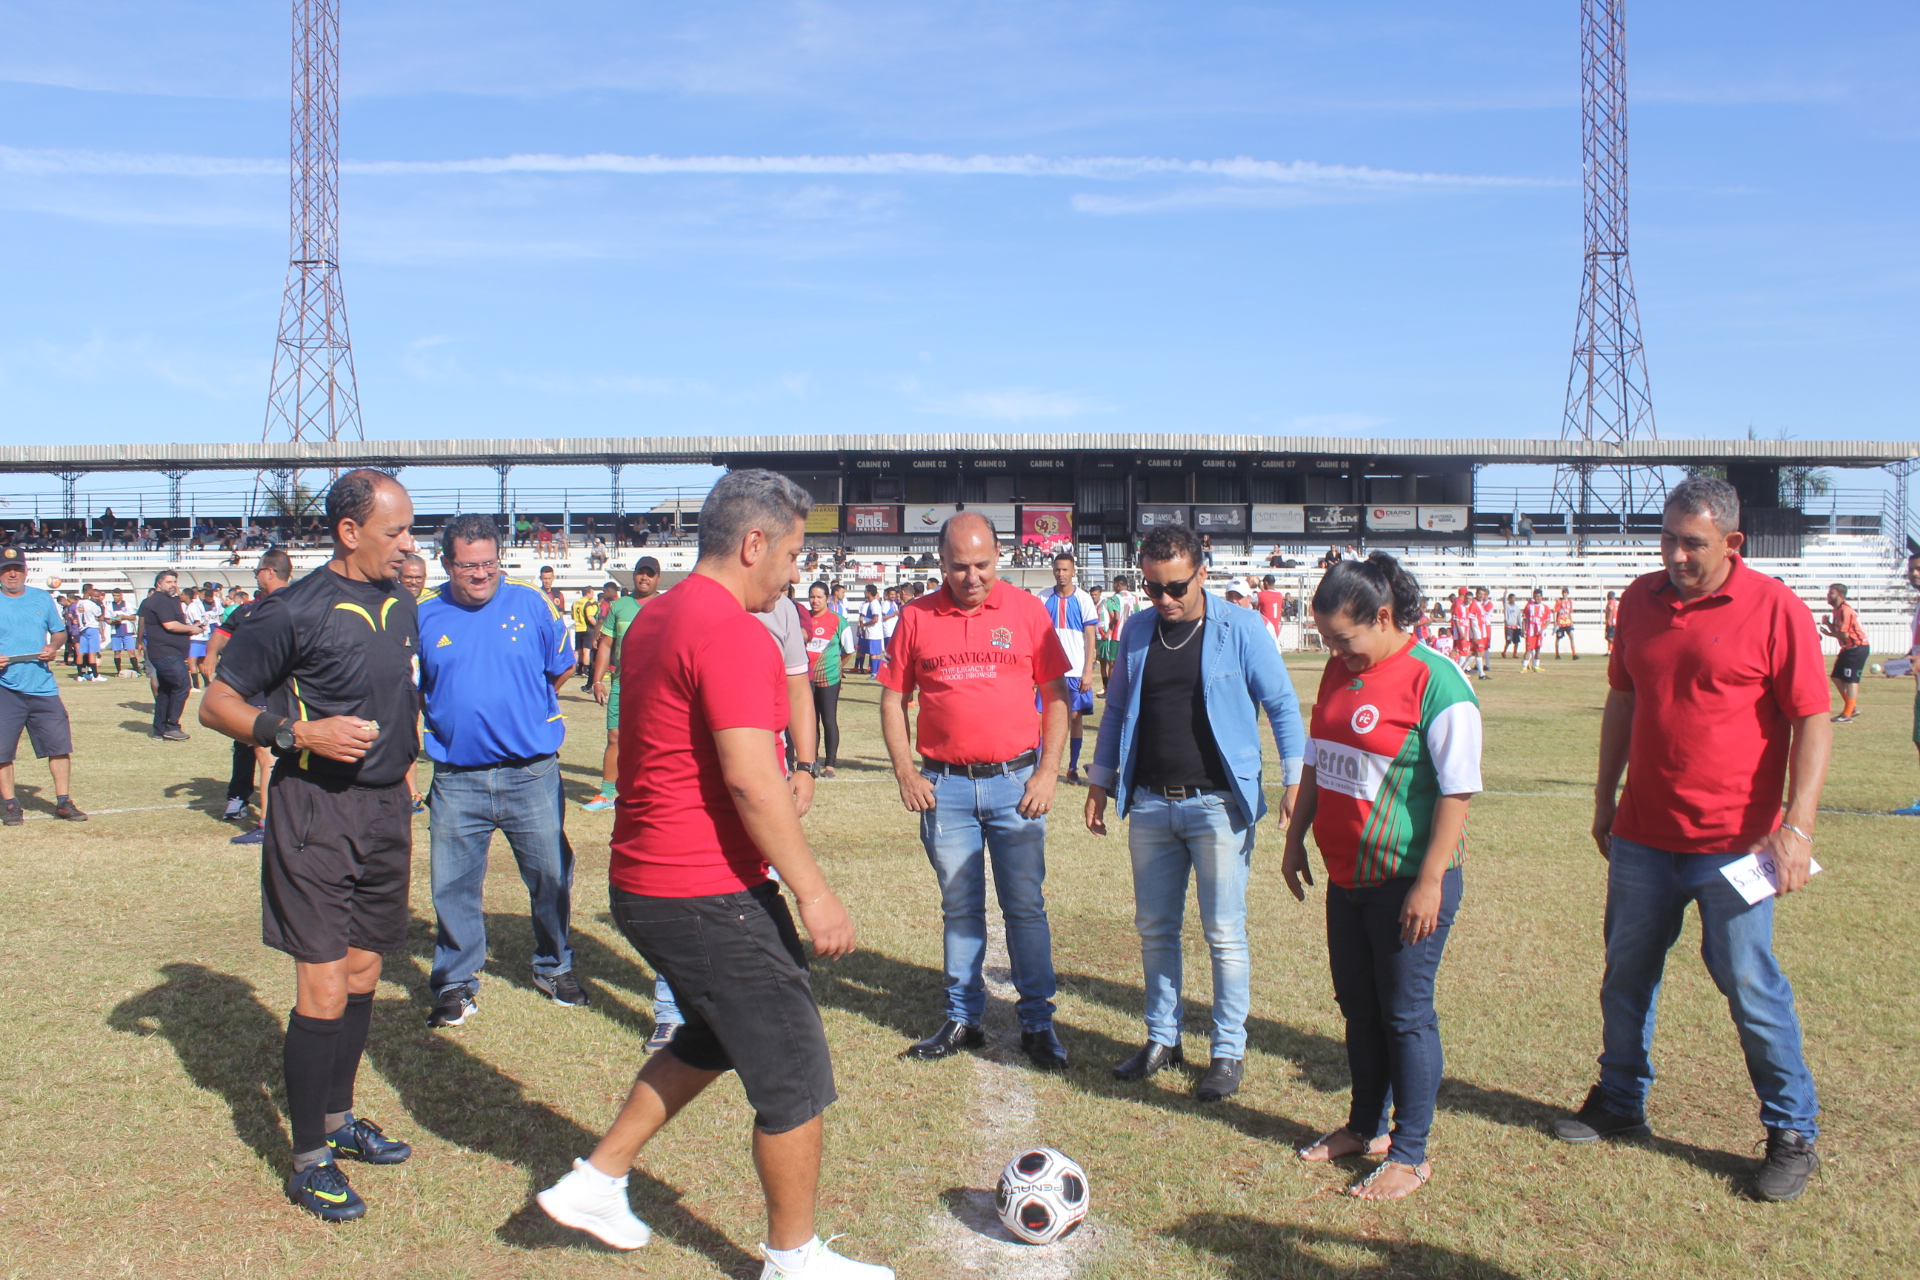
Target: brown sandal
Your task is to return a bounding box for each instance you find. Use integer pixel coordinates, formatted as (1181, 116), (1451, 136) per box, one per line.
(1297, 1127), (1392, 1163)
(1347, 1160), (1432, 1200)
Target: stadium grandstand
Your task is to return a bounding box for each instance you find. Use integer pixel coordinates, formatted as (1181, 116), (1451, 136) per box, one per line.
(3, 433), (1914, 655)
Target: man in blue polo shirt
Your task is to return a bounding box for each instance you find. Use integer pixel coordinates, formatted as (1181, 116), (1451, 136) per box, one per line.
(417, 514), (584, 1029)
(0, 547), (88, 824)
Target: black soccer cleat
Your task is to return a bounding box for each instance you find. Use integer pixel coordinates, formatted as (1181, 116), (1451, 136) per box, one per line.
(326, 1116), (412, 1165)
(287, 1158), (366, 1222)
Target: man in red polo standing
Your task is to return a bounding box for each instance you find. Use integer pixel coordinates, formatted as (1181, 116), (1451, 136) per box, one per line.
(879, 511), (1072, 1071)
(1554, 476), (1832, 1204)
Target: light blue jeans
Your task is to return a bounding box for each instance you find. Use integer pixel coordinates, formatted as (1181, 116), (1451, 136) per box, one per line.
(1598, 836), (1819, 1136)
(1127, 788), (1256, 1059)
(428, 754), (575, 996)
(920, 763), (1057, 1030)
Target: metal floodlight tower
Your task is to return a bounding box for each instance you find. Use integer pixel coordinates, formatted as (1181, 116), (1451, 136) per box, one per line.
(261, 0), (362, 521)
(1555, 0), (1657, 550)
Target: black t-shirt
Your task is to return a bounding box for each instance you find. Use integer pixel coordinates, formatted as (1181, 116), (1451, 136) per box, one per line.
(1134, 614), (1230, 791)
(216, 565), (419, 788)
(214, 599), (267, 710)
(137, 591), (191, 659)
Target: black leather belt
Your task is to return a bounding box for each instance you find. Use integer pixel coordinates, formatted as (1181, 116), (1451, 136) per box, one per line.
(921, 749), (1039, 778)
(1142, 784), (1231, 800)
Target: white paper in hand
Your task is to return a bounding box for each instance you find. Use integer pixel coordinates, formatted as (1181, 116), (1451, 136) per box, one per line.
(1720, 851), (1823, 905)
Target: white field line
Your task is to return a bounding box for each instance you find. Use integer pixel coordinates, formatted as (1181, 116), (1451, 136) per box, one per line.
(13, 800), (227, 822)
(921, 864), (1103, 1278)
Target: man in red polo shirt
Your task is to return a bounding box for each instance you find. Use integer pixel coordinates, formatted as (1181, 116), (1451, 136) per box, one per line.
(1553, 476), (1832, 1205)
(537, 471), (890, 1280)
(879, 510), (1072, 1071)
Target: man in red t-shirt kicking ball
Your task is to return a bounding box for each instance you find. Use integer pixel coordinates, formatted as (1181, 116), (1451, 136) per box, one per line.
(538, 471), (891, 1280)
(1554, 476), (1833, 1204)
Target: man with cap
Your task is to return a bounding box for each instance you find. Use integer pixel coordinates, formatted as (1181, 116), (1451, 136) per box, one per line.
(0, 547), (88, 825)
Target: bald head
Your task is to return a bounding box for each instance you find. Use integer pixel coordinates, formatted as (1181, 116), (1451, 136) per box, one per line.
(938, 510), (996, 557)
(937, 511), (1000, 610)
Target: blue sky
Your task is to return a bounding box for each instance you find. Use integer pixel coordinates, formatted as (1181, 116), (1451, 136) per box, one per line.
(0, 1), (1914, 509)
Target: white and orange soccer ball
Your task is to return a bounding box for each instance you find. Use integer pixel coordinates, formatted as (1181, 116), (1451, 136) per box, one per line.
(995, 1147), (1089, 1245)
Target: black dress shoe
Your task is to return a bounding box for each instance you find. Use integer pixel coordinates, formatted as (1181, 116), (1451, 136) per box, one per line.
(1020, 1024), (1069, 1072)
(1195, 1056), (1243, 1101)
(903, 1019), (984, 1060)
(1113, 1041), (1184, 1080)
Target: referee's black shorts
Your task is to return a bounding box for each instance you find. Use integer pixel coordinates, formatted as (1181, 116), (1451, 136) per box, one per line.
(1832, 645), (1871, 684)
(611, 879), (837, 1133)
(261, 767), (412, 963)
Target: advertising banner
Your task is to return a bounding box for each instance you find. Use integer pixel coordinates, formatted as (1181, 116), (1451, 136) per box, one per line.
(1134, 504), (1191, 534)
(846, 504), (900, 535)
(1305, 505), (1361, 538)
(1251, 504), (1306, 534)
(804, 505), (840, 534)
(1021, 504), (1074, 548)
(905, 503), (959, 535)
(965, 503), (1018, 533)
(1418, 506), (1470, 533)
(1191, 504), (1249, 533)
(1366, 505), (1417, 532)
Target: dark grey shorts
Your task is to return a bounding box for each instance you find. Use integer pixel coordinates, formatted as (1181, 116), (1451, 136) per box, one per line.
(262, 768), (413, 963)
(0, 684), (72, 763)
(610, 879), (837, 1133)
(1832, 645), (1871, 684)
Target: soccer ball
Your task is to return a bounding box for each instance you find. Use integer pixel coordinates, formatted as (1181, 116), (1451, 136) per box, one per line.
(1871, 663), (1883, 675)
(995, 1147), (1089, 1245)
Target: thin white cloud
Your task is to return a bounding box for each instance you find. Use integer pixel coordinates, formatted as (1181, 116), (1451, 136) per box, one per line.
(0, 144), (1555, 190)
(915, 388), (1108, 422)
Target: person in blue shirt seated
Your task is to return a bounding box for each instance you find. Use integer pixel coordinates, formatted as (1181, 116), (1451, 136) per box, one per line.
(417, 514), (587, 1029)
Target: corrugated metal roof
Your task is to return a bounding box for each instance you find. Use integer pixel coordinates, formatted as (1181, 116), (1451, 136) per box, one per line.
(0, 434), (1911, 473)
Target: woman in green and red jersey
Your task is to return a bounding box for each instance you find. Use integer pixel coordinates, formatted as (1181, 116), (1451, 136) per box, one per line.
(802, 581), (852, 777)
(1282, 552), (1483, 1201)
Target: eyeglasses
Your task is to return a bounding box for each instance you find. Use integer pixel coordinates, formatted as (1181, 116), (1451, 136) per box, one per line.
(449, 559), (498, 573)
(1142, 569), (1202, 600)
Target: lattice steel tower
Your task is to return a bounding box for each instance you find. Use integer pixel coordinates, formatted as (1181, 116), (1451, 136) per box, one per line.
(262, 0), (361, 505)
(1556, 0), (1656, 545)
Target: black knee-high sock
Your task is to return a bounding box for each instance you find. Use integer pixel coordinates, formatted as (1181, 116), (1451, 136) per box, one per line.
(327, 990), (374, 1123)
(285, 1011), (343, 1163)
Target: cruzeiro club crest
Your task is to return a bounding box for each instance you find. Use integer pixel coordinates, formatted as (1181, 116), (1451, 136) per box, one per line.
(990, 627), (1013, 650)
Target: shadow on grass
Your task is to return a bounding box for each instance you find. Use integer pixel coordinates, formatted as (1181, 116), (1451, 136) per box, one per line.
(107, 963), (290, 1169)
(811, 946), (1752, 1181)
(366, 945), (757, 1269)
(400, 910), (668, 1044)
(161, 775), (234, 811)
(8, 783), (60, 815)
(1165, 1213), (1522, 1279)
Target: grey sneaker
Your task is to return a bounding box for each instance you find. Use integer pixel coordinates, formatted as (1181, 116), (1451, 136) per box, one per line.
(1749, 1128), (1818, 1202)
(533, 970), (591, 1007)
(646, 1021), (681, 1054)
(1551, 1085), (1651, 1143)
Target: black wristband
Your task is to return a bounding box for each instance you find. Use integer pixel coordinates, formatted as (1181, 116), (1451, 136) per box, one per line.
(252, 711), (287, 750)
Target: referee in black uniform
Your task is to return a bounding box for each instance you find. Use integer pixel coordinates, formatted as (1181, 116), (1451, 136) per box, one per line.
(200, 469), (422, 1222)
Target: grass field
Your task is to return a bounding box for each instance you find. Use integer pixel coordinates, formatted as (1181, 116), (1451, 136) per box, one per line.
(2, 651), (1916, 1279)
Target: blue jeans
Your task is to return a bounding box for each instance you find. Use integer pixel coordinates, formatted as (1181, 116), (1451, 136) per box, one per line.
(1127, 788), (1254, 1058)
(1326, 866), (1463, 1166)
(428, 754), (575, 996)
(919, 763), (1056, 1029)
(1597, 837), (1819, 1135)
(653, 976), (681, 1025)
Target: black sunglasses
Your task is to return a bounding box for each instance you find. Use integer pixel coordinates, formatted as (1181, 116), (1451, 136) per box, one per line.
(1142, 569), (1202, 600)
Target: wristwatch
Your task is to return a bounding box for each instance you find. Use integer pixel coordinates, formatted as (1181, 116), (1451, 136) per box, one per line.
(792, 760), (818, 777)
(274, 720), (298, 752)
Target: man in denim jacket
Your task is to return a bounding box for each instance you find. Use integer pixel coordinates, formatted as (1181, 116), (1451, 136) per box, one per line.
(1085, 523), (1304, 1101)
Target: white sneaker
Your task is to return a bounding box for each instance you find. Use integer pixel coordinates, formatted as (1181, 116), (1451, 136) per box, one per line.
(759, 1236), (894, 1279)
(537, 1159), (651, 1250)
(222, 798), (247, 821)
